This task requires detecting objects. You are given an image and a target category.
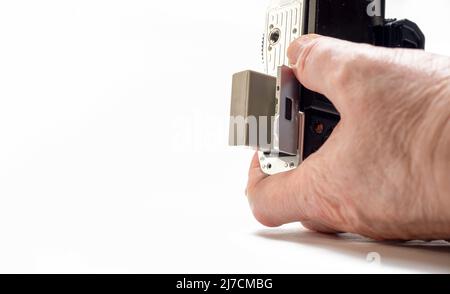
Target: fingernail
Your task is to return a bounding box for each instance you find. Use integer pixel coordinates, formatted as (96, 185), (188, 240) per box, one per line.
(288, 34), (321, 66)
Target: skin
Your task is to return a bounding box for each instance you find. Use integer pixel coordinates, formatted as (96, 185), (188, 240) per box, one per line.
(246, 34), (450, 241)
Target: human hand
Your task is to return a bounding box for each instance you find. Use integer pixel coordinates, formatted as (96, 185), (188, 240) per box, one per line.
(246, 34), (450, 240)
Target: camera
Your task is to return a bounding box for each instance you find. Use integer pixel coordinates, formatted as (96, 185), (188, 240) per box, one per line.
(229, 0), (425, 175)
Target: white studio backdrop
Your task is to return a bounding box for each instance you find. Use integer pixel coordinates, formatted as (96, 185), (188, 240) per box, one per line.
(0, 0), (449, 273)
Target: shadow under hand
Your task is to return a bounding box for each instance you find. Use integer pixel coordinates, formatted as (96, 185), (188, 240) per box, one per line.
(256, 228), (450, 273)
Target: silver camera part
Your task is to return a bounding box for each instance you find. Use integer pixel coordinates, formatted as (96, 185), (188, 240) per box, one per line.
(263, 0), (304, 76)
(259, 66), (305, 176)
(259, 110), (304, 175)
(273, 65), (300, 156)
(259, 0), (305, 175)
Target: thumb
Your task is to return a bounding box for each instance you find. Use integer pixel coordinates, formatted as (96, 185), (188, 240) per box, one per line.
(246, 153), (312, 227)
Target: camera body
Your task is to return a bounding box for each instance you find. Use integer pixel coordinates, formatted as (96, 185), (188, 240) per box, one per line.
(229, 0), (425, 175)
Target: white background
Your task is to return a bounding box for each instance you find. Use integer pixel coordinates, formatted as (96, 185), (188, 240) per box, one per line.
(0, 0), (449, 273)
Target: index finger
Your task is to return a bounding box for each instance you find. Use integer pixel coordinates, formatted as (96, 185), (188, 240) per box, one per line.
(287, 34), (377, 114)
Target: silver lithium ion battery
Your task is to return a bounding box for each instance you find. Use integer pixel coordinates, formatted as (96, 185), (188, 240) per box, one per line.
(228, 70), (276, 151)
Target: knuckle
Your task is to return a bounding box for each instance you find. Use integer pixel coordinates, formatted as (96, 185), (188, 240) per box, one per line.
(333, 59), (355, 90)
(332, 50), (370, 93)
(298, 38), (322, 73)
(330, 44), (380, 107)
